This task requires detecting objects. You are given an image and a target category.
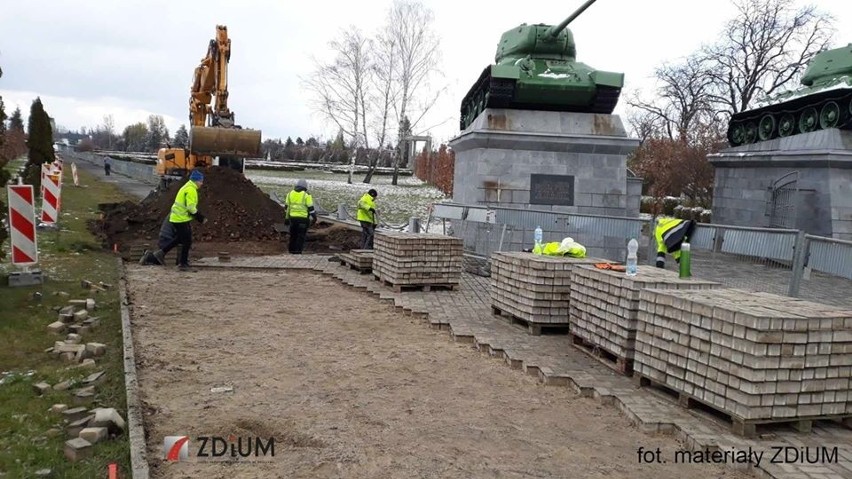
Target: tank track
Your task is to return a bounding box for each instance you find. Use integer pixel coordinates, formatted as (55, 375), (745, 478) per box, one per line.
(727, 90), (852, 146)
(459, 67), (622, 131)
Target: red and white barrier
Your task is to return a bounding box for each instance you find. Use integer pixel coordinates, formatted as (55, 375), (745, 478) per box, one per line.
(7, 185), (39, 266)
(71, 163), (79, 187)
(40, 172), (62, 225)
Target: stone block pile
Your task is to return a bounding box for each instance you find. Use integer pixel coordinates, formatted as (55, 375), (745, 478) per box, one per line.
(339, 249), (374, 272)
(490, 252), (612, 331)
(570, 265), (720, 367)
(635, 288), (852, 433)
(373, 232), (463, 287)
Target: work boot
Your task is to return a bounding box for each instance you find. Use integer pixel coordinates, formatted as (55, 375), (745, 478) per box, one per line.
(138, 250), (149, 265)
(152, 249), (165, 266)
(178, 264), (197, 273)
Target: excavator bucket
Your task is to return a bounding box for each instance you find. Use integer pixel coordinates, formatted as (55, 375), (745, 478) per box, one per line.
(189, 126), (262, 157)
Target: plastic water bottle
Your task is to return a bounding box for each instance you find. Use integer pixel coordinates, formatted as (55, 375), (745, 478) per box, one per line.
(534, 226), (543, 252)
(626, 238), (638, 276)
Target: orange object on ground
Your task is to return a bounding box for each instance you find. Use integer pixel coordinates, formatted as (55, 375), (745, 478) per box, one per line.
(594, 263), (626, 272)
(108, 463), (118, 479)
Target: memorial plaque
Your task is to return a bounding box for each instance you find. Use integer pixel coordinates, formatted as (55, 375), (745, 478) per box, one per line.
(529, 174), (575, 206)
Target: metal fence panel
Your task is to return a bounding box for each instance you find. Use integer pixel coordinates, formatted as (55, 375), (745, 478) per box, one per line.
(807, 236), (852, 280)
(720, 229), (796, 262)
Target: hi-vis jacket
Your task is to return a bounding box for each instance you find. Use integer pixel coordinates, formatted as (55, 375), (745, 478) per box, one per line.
(533, 241), (587, 258)
(169, 180), (199, 223)
(357, 193), (376, 224)
(285, 189), (314, 219)
(655, 217), (693, 260)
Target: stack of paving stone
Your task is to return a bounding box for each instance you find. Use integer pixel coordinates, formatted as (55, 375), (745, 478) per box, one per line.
(635, 288), (852, 435)
(490, 252), (613, 332)
(569, 265), (720, 372)
(372, 232), (463, 287)
(339, 249), (374, 272)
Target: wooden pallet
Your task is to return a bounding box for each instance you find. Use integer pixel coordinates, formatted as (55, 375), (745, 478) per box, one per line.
(633, 372), (852, 438)
(490, 305), (570, 336)
(569, 333), (633, 376)
(372, 274), (457, 293)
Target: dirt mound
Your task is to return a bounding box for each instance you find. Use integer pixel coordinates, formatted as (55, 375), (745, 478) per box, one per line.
(90, 168), (360, 254)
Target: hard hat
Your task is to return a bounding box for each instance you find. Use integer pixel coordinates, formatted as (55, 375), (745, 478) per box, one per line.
(296, 179), (308, 189)
(559, 237), (575, 251)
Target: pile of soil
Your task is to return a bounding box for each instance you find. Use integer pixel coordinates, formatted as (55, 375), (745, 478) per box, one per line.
(89, 168), (360, 254)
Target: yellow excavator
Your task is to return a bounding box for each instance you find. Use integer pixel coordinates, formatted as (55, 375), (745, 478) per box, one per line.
(155, 25), (262, 189)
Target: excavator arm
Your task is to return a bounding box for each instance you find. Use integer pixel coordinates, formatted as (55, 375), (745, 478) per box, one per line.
(190, 25), (234, 129)
(156, 25), (261, 188)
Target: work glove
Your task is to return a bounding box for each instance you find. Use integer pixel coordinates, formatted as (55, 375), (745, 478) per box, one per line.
(310, 216), (317, 226)
(193, 212), (206, 224)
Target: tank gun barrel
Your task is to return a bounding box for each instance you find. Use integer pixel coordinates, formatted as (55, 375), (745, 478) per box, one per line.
(546, 0), (598, 37)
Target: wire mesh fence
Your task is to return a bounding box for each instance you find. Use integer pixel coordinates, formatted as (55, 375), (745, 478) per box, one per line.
(428, 202), (852, 308)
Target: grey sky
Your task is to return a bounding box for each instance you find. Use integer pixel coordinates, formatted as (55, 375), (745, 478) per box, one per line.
(1, 0), (850, 146)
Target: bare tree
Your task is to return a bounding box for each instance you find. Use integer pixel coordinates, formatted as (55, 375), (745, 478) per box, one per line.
(702, 0), (835, 116)
(628, 56), (715, 141)
(304, 27), (373, 150)
(364, 32), (399, 184)
(102, 114), (115, 150)
(384, 0), (442, 185)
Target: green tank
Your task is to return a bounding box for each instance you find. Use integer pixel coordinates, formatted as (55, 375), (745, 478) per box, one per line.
(459, 0), (623, 131)
(727, 44), (852, 146)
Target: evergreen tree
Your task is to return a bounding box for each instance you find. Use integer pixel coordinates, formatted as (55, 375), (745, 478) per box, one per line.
(23, 97), (55, 191)
(173, 124), (189, 148)
(9, 107), (24, 132)
(0, 70), (8, 258)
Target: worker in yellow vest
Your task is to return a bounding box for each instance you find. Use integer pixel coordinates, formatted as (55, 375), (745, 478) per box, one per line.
(146, 169), (207, 271)
(284, 179), (317, 254)
(654, 217), (696, 268)
(532, 237), (587, 258)
(356, 189), (378, 249)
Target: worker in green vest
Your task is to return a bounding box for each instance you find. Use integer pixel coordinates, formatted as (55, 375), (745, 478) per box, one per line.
(284, 179), (317, 254)
(146, 169), (207, 271)
(654, 217), (696, 268)
(356, 189), (378, 249)
(532, 237), (587, 258)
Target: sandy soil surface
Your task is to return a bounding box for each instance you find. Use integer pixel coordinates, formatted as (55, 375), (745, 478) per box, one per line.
(126, 266), (753, 479)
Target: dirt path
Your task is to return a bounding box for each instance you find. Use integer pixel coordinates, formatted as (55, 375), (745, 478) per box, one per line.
(127, 266), (753, 479)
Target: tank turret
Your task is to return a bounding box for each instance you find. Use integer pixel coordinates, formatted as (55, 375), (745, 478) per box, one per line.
(459, 0), (623, 131)
(727, 43), (852, 146)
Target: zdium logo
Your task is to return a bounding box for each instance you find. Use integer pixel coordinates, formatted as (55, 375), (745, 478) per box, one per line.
(163, 435), (276, 462)
(163, 436), (190, 462)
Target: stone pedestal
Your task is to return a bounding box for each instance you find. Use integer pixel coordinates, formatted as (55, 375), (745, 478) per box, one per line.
(449, 109), (640, 216)
(708, 129), (852, 240)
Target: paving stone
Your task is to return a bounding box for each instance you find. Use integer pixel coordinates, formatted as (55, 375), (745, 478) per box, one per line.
(63, 437), (92, 462)
(47, 321), (66, 334)
(491, 252), (613, 328)
(78, 427), (107, 444)
(373, 232), (462, 286)
(85, 343), (106, 357)
(33, 382), (51, 395)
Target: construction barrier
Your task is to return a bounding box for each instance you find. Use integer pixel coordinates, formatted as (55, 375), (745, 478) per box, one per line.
(40, 172), (62, 225)
(71, 162), (79, 186)
(7, 184), (39, 266)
